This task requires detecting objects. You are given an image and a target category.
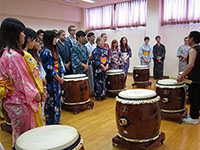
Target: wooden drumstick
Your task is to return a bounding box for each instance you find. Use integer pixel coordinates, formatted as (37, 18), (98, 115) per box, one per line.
(169, 76), (192, 84)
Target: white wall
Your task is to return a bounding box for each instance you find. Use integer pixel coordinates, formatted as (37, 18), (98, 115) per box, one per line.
(161, 23), (200, 76)
(0, 0), (81, 33)
(92, 0), (200, 77)
(92, 27), (146, 73)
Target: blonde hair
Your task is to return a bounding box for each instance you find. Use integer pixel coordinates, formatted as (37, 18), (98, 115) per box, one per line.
(96, 37), (103, 45)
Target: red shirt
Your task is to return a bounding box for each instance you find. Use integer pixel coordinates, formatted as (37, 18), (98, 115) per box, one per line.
(104, 43), (110, 57)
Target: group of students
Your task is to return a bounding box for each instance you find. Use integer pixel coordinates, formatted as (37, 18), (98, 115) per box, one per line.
(0, 18), (66, 148)
(55, 26), (132, 100)
(0, 17), (200, 149)
(0, 17), (132, 148)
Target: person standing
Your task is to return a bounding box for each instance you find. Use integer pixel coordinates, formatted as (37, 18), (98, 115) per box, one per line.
(71, 31), (90, 74)
(138, 36), (153, 68)
(36, 29), (44, 48)
(177, 37), (191, 73)
(85, 32), (96, 96)
(57, 30), (71, 74)
(66, 25), (77, 48)
(22, 27), (46, 127)
(110, 39), (122, 69)
(0, 18), (41, 147)
(153, 36), (166, 79)
(177, 31), (200, 124)
(40, 30), (66, 125)
(92, 37), (109, 100)
(119, 37), (132, 82)
(101, 33), (111, 61)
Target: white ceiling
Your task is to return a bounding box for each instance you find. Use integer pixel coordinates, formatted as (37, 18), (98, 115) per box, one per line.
(42, 0), (131, 8)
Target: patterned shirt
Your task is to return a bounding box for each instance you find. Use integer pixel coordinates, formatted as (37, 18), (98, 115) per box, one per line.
(71, 43), (90, 74)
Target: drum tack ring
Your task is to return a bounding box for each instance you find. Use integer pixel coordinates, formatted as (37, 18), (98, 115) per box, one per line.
(119, 118), (128, 126)
(162, 98), (169, 103)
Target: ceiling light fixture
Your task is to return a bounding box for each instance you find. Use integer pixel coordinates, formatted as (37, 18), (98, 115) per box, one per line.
(81, 0), (96, 3)
(64, 0), (79, 4)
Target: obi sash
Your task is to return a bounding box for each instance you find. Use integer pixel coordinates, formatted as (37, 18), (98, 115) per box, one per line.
(113, 53), (119, 61)
(143, 51), (150, 56)
(54, 61), (59, 73)
(100, 57), (107, 64)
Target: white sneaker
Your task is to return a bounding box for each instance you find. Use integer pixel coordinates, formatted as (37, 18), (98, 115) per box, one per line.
(183, 116), (199, 125)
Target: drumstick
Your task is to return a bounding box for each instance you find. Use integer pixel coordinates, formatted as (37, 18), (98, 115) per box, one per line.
(169, 76), (192, 84)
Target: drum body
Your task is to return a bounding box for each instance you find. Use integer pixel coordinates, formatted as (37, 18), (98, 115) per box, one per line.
(106, 70), (125, 96)
(63, 74), (90, 105)
(156, 79), (186, 113)
(133, 66), (149, 83)
(15, 125), (84, 150)
(116, 89), (161, 143)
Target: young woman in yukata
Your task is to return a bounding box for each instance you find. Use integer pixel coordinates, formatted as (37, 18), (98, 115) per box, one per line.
(0, 18), (41, 148)
(40, 30), (65, 125)
(22, 27), (47, 127)
(119, 37), (132, 83)
(110, 39), (122, 69)
(92, 37), (109, 100)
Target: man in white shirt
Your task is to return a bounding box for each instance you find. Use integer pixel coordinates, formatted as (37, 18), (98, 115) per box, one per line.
(85, 32), (96, 96)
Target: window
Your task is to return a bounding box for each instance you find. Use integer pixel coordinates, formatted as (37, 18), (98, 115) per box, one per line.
(85, 5), (114, 29)
(162, 0), (200, 25)
(85, 0), (147, 29)
(115, 0), (146, 27)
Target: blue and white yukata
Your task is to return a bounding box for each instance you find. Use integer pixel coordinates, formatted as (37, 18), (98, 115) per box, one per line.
(110, 48), (122, 69)
(40, 48), (66, 125)
(138, 44), (153, 68)
(120, 45), (132, 82)
(92, 46), (109, 100)
(177, 44), (190, 72)
(71, 43), (90, 74)
(85, 42), (96, 95)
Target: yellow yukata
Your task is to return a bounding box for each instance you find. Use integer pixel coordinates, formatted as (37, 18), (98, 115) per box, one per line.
(23, 51), (44, 127)
(0, 74), (13, 119)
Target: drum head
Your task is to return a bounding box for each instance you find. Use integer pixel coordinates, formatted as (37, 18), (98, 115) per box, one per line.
(15, 125), (80, 150)
(156, 79), (184, 87)
(118, 89), (156, 99)
(133, 65), (148, 69)
(107, 69), (124, 75)
(64, 74), (88, 81)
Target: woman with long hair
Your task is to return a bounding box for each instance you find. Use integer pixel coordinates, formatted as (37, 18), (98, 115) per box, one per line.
(110, 39), (122, 69)
(0, 18), (41, 147)
(40, 30), (65, 125)
(119, 37), (132, 82)
(22, 27), (47, 127)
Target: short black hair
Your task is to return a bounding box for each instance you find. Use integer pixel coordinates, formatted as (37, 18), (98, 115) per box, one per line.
(155, 35), (161, 40)
(87, 32), (95, 38)
(189, 31), (200, 44)
(37, 29), (44, 35)
(76, 30), (86, 39)
(144, 36), (150, 41)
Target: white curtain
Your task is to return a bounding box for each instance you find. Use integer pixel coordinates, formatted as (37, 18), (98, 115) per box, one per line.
(86, 5), (113, 29)
(162, 0), (200, 25)
(114, 0), (146, 27)
(188, 0), (200, 22)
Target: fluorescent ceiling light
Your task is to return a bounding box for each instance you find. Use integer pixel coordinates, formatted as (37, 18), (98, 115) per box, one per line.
(81, 0), (96, 3)
(64, 0), (79, 4)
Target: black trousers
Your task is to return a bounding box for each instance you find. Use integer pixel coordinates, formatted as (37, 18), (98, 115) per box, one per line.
(153, 61), (164, 79)
(188, 83), (200, 119)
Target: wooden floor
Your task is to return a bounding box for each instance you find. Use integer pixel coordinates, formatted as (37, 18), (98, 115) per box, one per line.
(1, 74), (200, 150)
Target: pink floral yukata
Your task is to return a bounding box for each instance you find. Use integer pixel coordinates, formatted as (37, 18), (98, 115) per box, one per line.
(0, 49), (39, 145)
